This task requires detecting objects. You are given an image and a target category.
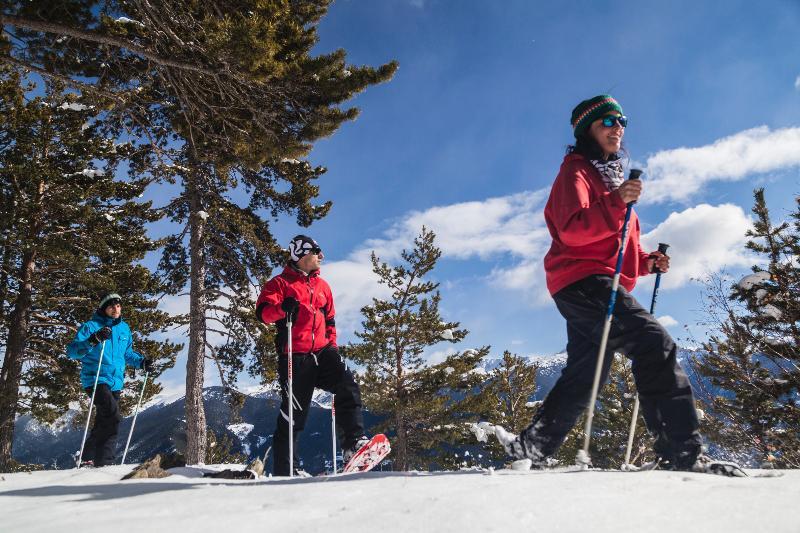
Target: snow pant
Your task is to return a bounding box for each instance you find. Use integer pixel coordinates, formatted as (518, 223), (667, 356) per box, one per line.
(82, 384), (122, 466)
(521, 275), (702, 465)
(272, 345), (365, 476)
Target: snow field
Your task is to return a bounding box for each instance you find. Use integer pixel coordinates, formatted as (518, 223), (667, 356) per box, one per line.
(0, 465), (796, 532)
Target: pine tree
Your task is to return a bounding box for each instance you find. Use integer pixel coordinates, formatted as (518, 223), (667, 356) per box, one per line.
(4, 1), (397, 465)
(0, 70), (180, 471)
(347, 228), (491, 471)
(692, 189), (800, 467)
(472, 351), (540, 463)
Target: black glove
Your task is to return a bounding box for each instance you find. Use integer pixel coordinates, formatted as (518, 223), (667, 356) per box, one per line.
(281, 297), (299, 322)
(142, 358), (155, 373)
(89, 326), (112, 346)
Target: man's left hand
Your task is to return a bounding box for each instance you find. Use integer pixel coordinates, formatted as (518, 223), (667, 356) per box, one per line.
(647, 251), (670, 274)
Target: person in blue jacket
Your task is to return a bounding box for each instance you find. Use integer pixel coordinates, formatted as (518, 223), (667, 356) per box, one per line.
(67, 293), (153, 466)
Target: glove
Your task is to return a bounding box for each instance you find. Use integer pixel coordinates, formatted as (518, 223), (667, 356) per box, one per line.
(281, 297), (299, 322)
(89, 326), (112, 346)
(142, 358), (155, 373)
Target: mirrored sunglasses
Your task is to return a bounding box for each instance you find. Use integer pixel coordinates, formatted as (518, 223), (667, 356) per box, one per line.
(601, 115), (628, 128)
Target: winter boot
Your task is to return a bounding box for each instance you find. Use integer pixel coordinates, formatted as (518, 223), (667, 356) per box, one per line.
(343, 435), (370, 465)
(689, 455), (747, 477)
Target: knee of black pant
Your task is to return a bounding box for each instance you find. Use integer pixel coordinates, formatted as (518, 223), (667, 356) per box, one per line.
(334, 370), (362, 409)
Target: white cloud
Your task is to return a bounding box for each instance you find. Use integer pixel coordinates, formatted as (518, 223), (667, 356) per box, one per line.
(643, 126), (800, 204)
(640, 203), (753, 289)
(795, 76), (800, 91)
(359, 190), (550, 262)
(324, 190), (554, 335)
(657, 315), (678, 328)
(322, 259), (390, 336)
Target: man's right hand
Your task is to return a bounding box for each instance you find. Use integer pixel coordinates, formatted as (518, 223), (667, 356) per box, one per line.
(616, 179), (642, 204)
(281, 297), (299, 321)
(89, 326), (112, 346)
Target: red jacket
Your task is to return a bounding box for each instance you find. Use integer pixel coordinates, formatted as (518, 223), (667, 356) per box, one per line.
(256, 265), (337, 354)
(543, 154), (652, 296)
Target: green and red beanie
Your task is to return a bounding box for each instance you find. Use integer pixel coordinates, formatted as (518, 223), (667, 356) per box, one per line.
(570, 95), (624, 138)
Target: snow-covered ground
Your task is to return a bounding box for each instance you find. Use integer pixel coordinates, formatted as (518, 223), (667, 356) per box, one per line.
(0, 465), (796, 532)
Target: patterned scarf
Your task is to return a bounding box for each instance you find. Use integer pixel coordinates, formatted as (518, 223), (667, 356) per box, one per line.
(590, 158), (625, 191)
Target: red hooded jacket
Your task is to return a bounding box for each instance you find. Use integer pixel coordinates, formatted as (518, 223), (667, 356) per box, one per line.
(543, 154), (652, 296)
(256, 265), (337, 354)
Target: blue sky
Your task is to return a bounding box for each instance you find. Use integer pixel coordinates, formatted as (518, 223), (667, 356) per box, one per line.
(154, 0), (800, 396)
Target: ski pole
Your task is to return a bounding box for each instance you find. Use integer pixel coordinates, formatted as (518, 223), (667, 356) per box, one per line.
(579, 168), (642, 465)
(623, 242), (670, 467)
(287, 315), (294, 478)
(76, 339), (107, 468)
(121, 370), (149, 465)
(331, 398), (337, 475)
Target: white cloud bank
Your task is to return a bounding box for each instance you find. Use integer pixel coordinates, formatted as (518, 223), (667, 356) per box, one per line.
(640, 203), (753, 289)
(328, 198), (755, 335)
(643, 126), (800, 204)
(795, 76), (800, 91)
(325, 190), (552, 332)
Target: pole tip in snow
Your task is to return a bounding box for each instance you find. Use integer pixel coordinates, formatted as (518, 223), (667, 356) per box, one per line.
(575, 449), (592, 468)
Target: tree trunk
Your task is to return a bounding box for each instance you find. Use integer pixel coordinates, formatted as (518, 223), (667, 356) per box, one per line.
(184, 177), (207, 464)
(394, 409), (407, 471)
(0, 249), (36, 471)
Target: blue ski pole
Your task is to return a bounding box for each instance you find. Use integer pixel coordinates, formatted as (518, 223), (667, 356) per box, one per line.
(578, 168), (643, 466)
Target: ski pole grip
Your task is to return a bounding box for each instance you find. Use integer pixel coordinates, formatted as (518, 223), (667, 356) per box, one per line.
(650, 242), (670, 274)
(628, 168), (643, 180)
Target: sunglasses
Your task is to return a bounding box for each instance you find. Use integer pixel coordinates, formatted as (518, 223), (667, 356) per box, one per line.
(309, 247), (322, 255)
(601, 115), (628, 128)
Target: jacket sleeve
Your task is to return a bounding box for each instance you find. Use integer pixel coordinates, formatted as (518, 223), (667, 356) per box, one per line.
(66, 321), (98, 360)
(637, 240), (654, 277)
(324, 283), (337, 348)
(256, 276), (287, 324)
(549, 162), (629, 247)
(123, 329), (144, 368)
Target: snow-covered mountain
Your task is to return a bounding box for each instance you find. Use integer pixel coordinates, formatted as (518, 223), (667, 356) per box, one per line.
(11, 385), (378, 473)
(11, 348), (710, 472)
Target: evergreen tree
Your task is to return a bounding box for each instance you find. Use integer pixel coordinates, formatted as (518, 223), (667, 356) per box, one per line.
(692, 189), (800, 467)
(472, 351), (540, 463)
(0, 70), (180, 471)
(348, 228), (491, 471)
(3, 2), (398, 465)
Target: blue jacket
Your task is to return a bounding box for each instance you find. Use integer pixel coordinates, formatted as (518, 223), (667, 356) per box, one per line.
(67, 312), (144, 391)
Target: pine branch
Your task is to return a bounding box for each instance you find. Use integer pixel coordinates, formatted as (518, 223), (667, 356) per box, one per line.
(1, 15), (214, 75)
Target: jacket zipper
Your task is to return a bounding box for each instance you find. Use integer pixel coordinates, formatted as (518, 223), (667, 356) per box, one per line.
(308, 277), (316, 352)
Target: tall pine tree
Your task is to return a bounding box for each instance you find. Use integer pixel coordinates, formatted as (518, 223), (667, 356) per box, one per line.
(0, 70), (180, 471)
(348, 228), (492, 471)
(692, 188), (799, 467)
(3, 1), (398, 464)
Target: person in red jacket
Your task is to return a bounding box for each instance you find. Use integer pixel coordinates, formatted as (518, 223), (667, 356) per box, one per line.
(256, 234), (367, 476)
(497, 95), (703, 471)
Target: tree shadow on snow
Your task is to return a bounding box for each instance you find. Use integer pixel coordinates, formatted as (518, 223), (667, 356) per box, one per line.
(1, 482), (206, 501)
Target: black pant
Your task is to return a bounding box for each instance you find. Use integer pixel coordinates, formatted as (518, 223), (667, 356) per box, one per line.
(82, 384), (122, 467)
(522, 275), (702, 463)
(272, 345), (364, 475)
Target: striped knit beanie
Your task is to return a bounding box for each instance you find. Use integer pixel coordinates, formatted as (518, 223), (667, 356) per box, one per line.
(98, 293), (122, 313)
(570, 95), (624, 138)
